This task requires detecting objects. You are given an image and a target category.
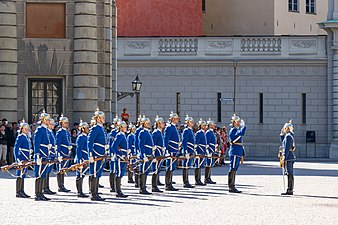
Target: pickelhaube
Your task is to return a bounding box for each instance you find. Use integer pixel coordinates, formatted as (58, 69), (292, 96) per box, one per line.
(141, 116), (150, 125)
(94, 107), (105, 118)
(59, 113), (69, 124)
(155, 115), (164, 123)
(128, 123), (136, 130)
(185, 115), (193, 123)
(39, 110), (50, 121)
(207, 118), (215, 125)
(231, 114), (241, 123)
(283, 119), (293, 130)
(113, 115), (120, 124)
(19, 119), (30, 130)
(169, 111), (179, 119)
(48, 118), (56, 125)
(79, 119), (89, 129)
(198, 118), (207, 127)
(117, 121), (127, 129)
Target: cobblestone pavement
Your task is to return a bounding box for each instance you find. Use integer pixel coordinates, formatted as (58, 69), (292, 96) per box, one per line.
(0, 161), (337, 225)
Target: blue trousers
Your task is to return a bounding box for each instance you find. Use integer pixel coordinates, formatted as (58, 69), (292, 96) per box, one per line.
(89, 159), (105, 178)
(182, 158), (194, 169)
(194, 157), (205, 169)
(166, 157), (178, 171)
(151, 159), (163, 174)
(205, 158), (214, 167)
(229, 155), (241, 172)
(285, 161), (295, 175)
(16, 167), (28, 178)
(56, 160), (70, 173)
(139, 160), (152, 175)
(34, 163), (48, 178)
(114, 159), (127, 178)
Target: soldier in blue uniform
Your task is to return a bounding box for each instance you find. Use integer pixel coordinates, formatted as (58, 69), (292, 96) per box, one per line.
(74, 120), (90, 198)
(127, 123), (136, 183)
(107, 115), (120, 192)
(33, 111), (52, 201)
(280, 120), (296, 195)
(181, 115), (195, 188)
(228, 114), (246, 193)
(205, 119), (217, 184)
(194, 119), (208, 186)
(138, 117), (154, 195)
(55, 114), (72, 192)
(111, 121), (129, 198)
(133, 115), (144, 188)
(164, 112), (180, 191)
(151, 116), (165, 193)
(88, 108), (108, 201)
(13, 119), (31, 198)
(42, 118), (57, 195)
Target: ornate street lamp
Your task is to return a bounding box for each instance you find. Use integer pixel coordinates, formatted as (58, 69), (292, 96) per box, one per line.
(132, 75), (142, 121)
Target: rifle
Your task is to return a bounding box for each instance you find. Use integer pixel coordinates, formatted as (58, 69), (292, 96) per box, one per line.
(1, 160), (32, 172)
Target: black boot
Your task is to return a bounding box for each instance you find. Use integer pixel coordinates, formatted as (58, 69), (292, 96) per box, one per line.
(135, 174), (139, 188)
(61, 174), (71, 192)
(206, 167), (216, 184)
(91, 177), (105, 201)
(183, 169), (194, 188)
(35, 178), (43, 201)
(165, 170), (171, 190)
(204, 167), (210, 184)
(16, 178), (24, 198)
(109, 172), (116, 192)
(139, 174), (152, 195)
(128, 171), (135, 183)
(166, 171), (178, 191)
(152, 174), (163, 193)
(96, 178), (105, 201)
(116, 177), (128, 198)
(195, 168), (205, 186)
(57, 173), (70, 192)
(157, 174), (164, 186)
(228, 171), (241, 193)
(90, 176), (98, 201)
(43, 174), (56, 195)
(76, 177), (88, 198)
(21, 178), (30, 198)
(282, 174), (294, 195)
(39, 178), (51, 201)
(88, 175), (92, 194)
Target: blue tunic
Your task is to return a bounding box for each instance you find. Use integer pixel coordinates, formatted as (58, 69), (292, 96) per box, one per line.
(228, 126), (246, 172)
(127, 133), (136, 165)
(164, 123), (180, 171)
(134, 127), (143, 156)
(152, 129), (164, 173)
(195, 130), (207, 169)
(181, 127), (195, 168)
(14, 133), (31, 178)
(139, 129), (154, 175)
(281, 132), (296, 174)
(75, 133), (89, 177)
(87, 124), (107, 178)
(107, 129), (119, 173)
(47, 129), (56, 174)
(111, 132), (128, 177)
(56, 128), (72, 172)
(206, 129), (217, 167)
(33, 124), (50, 178)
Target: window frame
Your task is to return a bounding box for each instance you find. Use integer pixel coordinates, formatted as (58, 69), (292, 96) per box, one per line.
(306, 0), (316, 14)
(288, 0), (299, 13)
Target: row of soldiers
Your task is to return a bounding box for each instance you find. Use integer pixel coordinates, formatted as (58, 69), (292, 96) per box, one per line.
(10, 109), (247, 201)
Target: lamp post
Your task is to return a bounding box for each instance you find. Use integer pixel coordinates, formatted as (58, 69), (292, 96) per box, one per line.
(132, 75), (142, 122)
(233, 60), (237, 114)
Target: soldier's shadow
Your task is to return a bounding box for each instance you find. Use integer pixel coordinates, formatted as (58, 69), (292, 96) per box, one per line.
(104, 197), (167, 207)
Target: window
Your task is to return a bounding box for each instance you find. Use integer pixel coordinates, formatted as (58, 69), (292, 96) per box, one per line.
(306, 0), (316, 14)
(202, 0), (206, 13)
(176, 92), (181, 118)
(259, 93), (263, 124)
(302, 93), (306, 124)
(26, 3), (66, 38)
(28, 79), (63, 123)
(217, 93), (221, 123)
(288, 0), (299, 12)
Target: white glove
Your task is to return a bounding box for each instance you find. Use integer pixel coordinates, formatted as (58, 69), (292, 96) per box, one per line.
(58, 156), (63, 162)
(240, 119), (245, 127)
(48, 144), (52, 150)
(89, 156), (95, 163)
(105, 145), (109, 150)
(68, 146), (73, 151)
(165, 152), (170, 157)
(206, 145), (209, 150)
(37, 157), (42, 166)
(18, 160), (23, 166)
(29, 149), (33, 154)
(127, 149), (131, 155)
(185, 153), (190, 159)
(208, 153), (212, 158)
(194, 144), (198, 149)
(143, 156), (149, 162)
(152, 158), (157, 163)
(195, 155), (200, 159)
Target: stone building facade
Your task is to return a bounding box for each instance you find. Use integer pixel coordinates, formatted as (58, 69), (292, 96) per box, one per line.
(0, 0), (117, 123)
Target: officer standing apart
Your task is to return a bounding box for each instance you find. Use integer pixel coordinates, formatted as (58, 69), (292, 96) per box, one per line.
(164, 112), (180, 191)
(181, 115), (195, 188)
(138, 117), (154, 195)
(74, 120), (90, 198)
(33, 111), (52, 201)
(13, 119), (31, 198)
(111, 121), (129, 198)
(107, 116), (120, 193)
(56, 114), (72, 193)
(151, 116), (165, 193)
(228, 114), (246, 193)
(87, 108), (108, 201)
(280, 120), (296, 195)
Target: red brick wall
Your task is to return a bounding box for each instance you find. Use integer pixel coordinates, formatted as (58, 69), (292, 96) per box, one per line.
(116, 0), (202, 37)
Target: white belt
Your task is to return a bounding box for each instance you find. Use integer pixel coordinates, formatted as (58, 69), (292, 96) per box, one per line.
(40, 144), (50, 148)
(198, 144), (207, 147)
(209, 143), (216, 147)
(169, 140), (179, 145)
(144, 145), (153, 149)
(61, 144), (70, 148)
(93, 149), (104, 157)
(82, 150), (88, 154)
(19, 148), (30, 152)
(39, 150), (48, 157)
(187, 145), (195, 151)
(119, 148), (128, 152)
(187, 142), (194, 147)
(168, 144), (179, 151)
(94, 143), (105, 148)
